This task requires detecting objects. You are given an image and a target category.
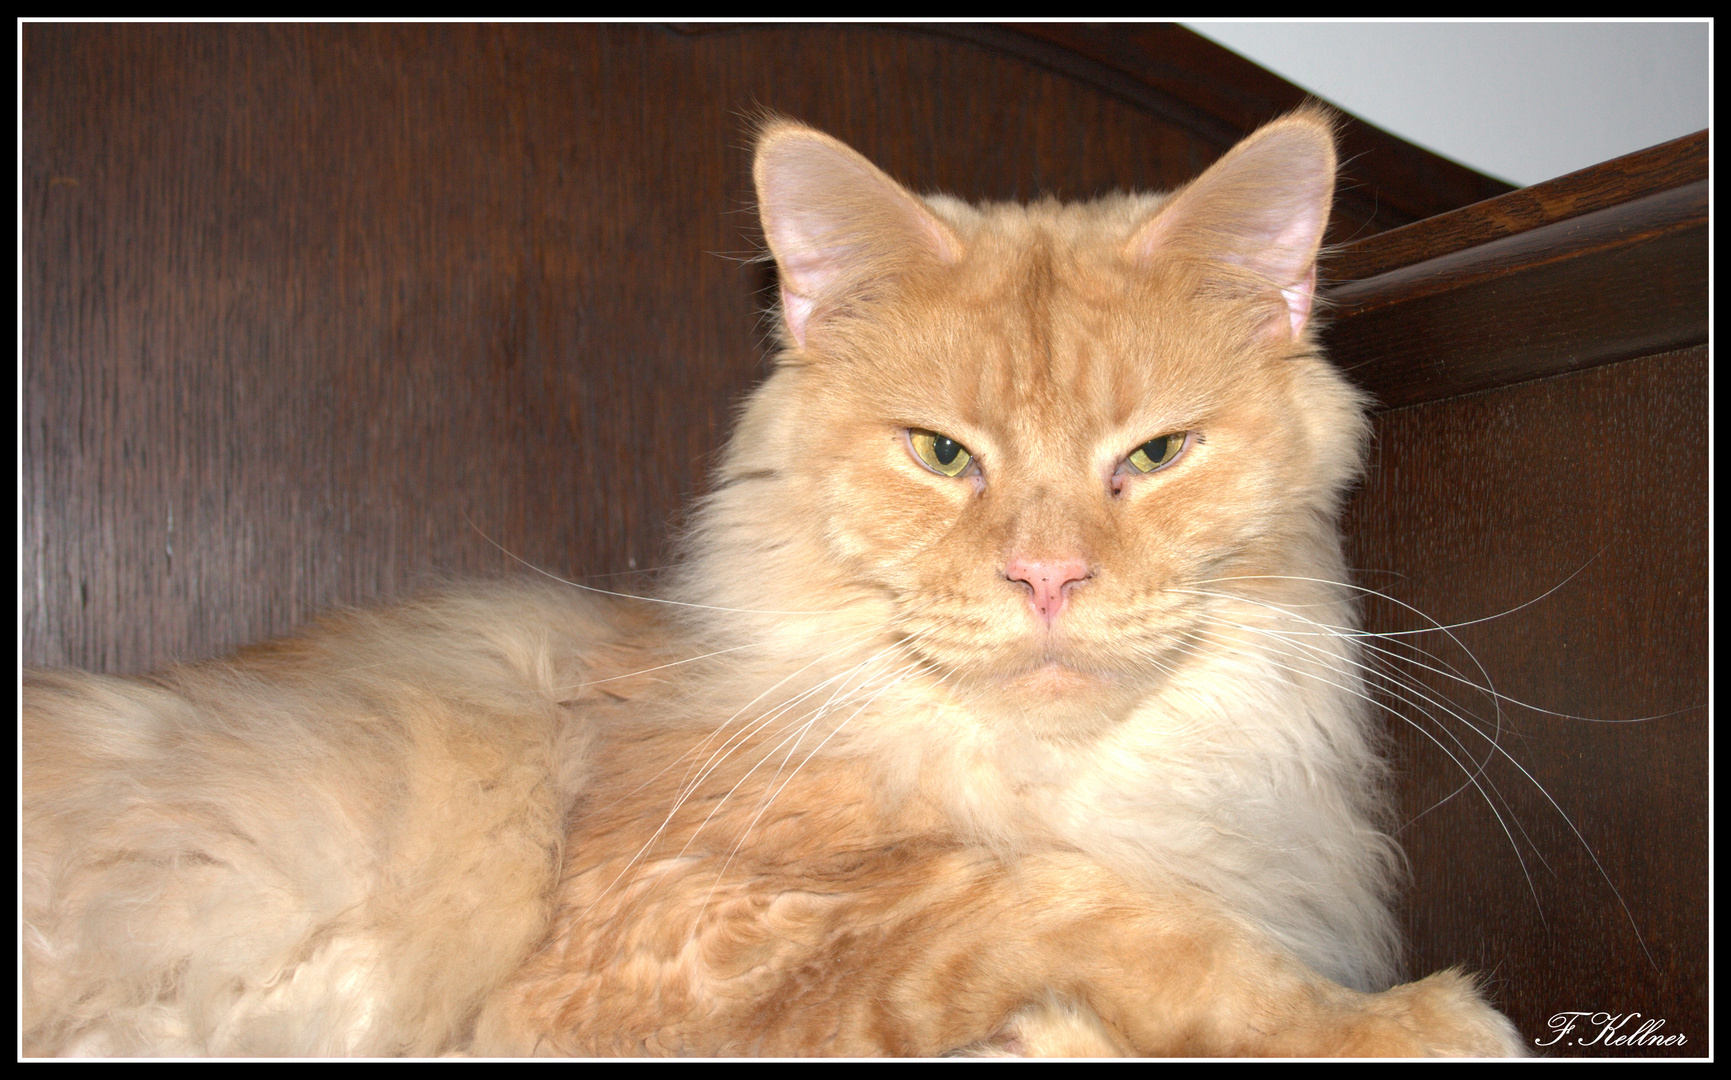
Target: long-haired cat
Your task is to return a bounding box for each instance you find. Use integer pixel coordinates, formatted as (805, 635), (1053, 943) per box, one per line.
(22, 109), (1525, 1057)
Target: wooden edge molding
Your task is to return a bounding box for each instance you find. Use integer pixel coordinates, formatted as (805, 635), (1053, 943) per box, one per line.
(1323, 132), (1707, 412)
(1329, 129), (1707, 281)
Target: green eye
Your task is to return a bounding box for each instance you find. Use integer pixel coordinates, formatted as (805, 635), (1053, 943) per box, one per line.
(1126, 432), (1187, 473)
(909, 429), (974, 477)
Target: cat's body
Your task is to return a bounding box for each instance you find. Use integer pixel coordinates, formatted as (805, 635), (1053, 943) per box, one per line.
(22, 111), (1524, 1056)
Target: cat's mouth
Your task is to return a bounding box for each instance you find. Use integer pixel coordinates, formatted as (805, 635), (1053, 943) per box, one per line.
(899, 615), (1159, 708)
(954, 654), (1148, 736)
(970, 644), (1131, 699)
(1010, 661), (1115, 696)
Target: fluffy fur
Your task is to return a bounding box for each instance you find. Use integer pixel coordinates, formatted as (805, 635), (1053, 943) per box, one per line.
(22, 110), (1524, 1056)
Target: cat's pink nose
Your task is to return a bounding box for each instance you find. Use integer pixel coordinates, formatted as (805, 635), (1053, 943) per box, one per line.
(1004, 556), (1091, 627)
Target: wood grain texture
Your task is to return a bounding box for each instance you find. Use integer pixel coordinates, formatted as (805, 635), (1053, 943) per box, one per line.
(1342, 347), (1707, 1055)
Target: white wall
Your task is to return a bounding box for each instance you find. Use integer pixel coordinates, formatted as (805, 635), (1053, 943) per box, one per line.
(1184, 20), (1710, 187)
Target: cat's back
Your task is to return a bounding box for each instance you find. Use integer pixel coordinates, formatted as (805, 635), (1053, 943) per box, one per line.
(22, 581), (651, 1056)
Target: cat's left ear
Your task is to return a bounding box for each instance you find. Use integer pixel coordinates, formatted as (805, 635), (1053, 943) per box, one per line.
(1128, 107), (1337, 340)
(753, 120), (962, 348)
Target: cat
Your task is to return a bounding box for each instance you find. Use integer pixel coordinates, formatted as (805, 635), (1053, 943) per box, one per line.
(22, 108), (1526, 1057)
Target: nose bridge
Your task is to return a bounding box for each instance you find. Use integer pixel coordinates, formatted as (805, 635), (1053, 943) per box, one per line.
(994, 460), (1104, 563)
(979, 259), (1107, 563)
(1015, 485), (1081, 554)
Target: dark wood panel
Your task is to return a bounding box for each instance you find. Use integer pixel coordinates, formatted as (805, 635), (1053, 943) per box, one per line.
(1342, 347), (1708, 1055)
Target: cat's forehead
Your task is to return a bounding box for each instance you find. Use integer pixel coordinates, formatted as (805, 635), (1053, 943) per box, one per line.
(866, 194), (1255, 429)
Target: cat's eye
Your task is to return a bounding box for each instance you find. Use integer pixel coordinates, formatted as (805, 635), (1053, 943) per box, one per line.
(908, 429), (974, 478)
(1125, 432), (1188, 474)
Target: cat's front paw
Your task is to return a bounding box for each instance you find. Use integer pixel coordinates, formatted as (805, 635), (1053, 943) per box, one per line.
(952, 994), (1137, 1057)
(1358, 968), (1526, 1057)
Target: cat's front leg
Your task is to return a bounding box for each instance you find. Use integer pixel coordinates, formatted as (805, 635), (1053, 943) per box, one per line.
(474, 844), (1523, 1057)
(950, 994), (1140, 1057)
(924, 853), (1525, 1058)
(1164, 961), (1526, 1057)
(954, 973), (1523, 1058)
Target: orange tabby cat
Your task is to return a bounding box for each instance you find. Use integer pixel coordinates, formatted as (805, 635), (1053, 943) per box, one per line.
(22, 110), (1525, 1057)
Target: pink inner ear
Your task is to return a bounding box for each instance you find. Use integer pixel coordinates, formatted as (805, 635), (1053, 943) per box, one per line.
(1123, 115), (1335, 346)
(755, 125), (965, 352)
(1280, 266), (1316, 338)
(781, 285), (815, 347)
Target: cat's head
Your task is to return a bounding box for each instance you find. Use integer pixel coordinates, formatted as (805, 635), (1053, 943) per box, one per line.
(678, 111), (1368, 735)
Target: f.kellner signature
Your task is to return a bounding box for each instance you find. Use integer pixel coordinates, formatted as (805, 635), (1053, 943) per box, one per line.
(1539, 1011), (1687, 1049)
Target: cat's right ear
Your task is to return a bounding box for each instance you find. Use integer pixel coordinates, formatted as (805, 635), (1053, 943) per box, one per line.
(753, 121), (961, 348)
(1126, 107), (1337, 341)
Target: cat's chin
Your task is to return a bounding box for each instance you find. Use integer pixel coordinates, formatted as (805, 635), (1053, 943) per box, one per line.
(959, 661), (1147, 737)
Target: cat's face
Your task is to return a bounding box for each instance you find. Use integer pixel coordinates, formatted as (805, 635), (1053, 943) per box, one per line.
(712, 113), (1365, 734)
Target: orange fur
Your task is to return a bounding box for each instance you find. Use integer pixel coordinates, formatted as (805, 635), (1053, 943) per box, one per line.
(23, 111), (1524, 1056)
